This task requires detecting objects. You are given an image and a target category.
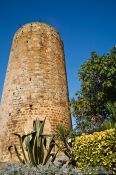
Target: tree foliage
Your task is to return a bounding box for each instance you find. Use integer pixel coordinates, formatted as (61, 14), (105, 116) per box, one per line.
(71, 46), (116, 132)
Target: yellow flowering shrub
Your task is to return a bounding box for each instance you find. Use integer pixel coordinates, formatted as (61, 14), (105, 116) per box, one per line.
(72, 129), (116, 172)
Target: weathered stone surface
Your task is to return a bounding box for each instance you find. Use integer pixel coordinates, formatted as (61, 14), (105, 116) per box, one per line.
(0, 22), (71, 161)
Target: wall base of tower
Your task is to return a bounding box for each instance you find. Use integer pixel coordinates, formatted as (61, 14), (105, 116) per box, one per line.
(0, 104), (71, 162)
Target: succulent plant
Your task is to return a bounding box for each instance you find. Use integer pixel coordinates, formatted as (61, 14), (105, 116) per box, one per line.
(8, 118), (57, 166)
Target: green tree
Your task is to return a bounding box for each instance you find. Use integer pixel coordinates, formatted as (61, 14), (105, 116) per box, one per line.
(71, 46), (116, 133)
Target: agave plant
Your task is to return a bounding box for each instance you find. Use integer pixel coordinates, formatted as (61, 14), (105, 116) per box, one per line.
(8, 118), (58, 166)
(55, 124), (76, 166)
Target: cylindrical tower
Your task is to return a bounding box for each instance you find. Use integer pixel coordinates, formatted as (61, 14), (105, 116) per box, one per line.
(0, 22), (71, 161)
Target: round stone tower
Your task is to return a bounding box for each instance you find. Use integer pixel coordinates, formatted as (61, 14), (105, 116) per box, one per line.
(0, 22), (71, 161)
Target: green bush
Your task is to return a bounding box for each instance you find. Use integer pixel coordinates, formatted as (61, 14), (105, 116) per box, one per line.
(72, 129), (116, 173)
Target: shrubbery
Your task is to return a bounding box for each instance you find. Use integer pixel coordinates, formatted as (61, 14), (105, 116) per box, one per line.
(72, 129), (116, 173)
(0, 162), (112, 175)
(5, 119), (115, 174)
(0, 162), (78, 175)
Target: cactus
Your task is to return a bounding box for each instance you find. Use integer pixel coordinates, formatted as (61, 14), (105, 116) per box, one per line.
(8, 118), (58, 166)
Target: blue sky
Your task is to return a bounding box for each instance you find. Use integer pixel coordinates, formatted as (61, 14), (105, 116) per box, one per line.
(0, 0), (116, 102)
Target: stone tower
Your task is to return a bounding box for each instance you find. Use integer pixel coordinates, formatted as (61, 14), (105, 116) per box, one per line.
(0, 22), (71, 162)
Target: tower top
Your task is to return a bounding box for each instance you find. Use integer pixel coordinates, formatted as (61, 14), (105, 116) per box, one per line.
(14, 22), (61, 41)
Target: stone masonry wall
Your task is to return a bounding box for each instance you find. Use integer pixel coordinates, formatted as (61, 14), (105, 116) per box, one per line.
(0, 22), (71, 162)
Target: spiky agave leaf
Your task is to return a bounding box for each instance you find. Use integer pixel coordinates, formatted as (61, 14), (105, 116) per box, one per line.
(14, 133), (28, 163)
(14, 145), (25, 164)
(8, 145), (13, 158)
(33, 119), (40, 164)
(27, 137), (36, 166)
(22, 132), (36, 143)
(33, 118), (46, 164)
(43, 136), (56, 165)
(51, 149), (60, 163)
(43, 136), (47, 149)
(38, 135), (45, 164)
(39, 118), (46, 135)
(24, 132), (37, 166)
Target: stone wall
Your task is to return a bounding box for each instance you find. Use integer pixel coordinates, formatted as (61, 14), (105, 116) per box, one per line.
(0, 22), (71, 161)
